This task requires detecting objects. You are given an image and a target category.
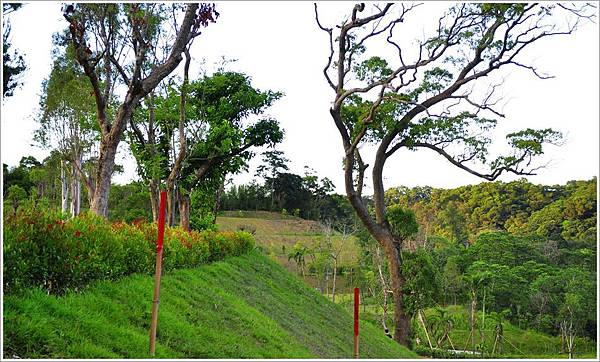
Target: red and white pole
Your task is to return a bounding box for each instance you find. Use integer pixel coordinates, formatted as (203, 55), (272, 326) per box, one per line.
(149, 191), (167, 356)
(354, 287), (360, 359)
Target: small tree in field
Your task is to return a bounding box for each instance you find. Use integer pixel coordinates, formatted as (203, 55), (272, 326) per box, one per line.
(314, 2), (593, 346)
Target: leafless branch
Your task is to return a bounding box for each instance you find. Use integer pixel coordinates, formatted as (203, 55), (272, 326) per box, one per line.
(314, 4), (336, 90)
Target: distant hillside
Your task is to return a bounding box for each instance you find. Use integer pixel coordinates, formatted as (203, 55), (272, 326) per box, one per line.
(4, 251), (416, 359)
(217, 211), (361, 277)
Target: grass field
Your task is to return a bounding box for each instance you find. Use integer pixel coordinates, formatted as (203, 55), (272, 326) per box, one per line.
(4, 250), (416, 359)
(217, 211), (362, 292)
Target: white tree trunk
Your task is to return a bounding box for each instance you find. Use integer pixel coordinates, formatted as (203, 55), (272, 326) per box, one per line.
(61, 160), (69, 213)
(331, 257), (337, 303)
(70, 155), (81, 217)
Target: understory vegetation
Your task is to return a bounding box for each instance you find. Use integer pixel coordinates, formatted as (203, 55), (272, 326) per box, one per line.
(3, 206), (254, 295)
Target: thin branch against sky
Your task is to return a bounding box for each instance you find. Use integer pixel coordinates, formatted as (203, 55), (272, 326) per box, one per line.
(1, 2), (598, 192)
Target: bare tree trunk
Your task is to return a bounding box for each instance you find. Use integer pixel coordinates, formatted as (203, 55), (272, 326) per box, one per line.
(566, 320), (575, 359)
(376, 246), (392, 338)
(147, 92), (160, 223)
(331, 256), (337, 303)
(560, 321), (566, 353)
(325, 267), (330, 296)
(70, 155), (81, 217)
(60, 160), (69, 213)
(90, 134), (119, 217)
(212, 179), (225, 224)
(167, 48), (191, 226)
(465, 293), (477, 352)
(179, 193), (190, 231)
(386, 240), (411, 345)
(150, 179), (160, 222)
(166, 185), (176, 226)
(480, 288), (486, 348)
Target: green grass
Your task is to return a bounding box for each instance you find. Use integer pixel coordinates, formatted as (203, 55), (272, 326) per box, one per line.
(414, 305), (597, 359)
(4, 250), (416, 359)
(220, 210), (301, 220)
(217, 211), (361, 270)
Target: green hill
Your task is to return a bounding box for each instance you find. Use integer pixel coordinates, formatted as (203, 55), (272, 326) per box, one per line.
(3, 250), (416, 359)
(217, 211), (361, 281)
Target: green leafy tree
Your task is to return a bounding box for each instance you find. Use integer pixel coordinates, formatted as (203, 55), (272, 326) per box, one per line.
(287, 242), (310, 278)
(61, 3), (218, 217)
(4, 185), (27, 215)
(35, 41), (98, 216)
(2, 3), (26, 97)
(314, 2), (592, 345)
(256, 150), (290, 210)
(129, 70), (284, 229)
(107, 182), (152, 222)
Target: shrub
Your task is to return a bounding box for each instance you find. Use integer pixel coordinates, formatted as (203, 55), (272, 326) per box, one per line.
(3, 207), (254, 295)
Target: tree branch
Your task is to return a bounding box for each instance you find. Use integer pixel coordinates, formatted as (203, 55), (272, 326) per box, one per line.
(412, 141), (539, 181)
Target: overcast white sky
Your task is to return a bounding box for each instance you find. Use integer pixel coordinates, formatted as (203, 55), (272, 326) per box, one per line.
(1, 2), (599, 194)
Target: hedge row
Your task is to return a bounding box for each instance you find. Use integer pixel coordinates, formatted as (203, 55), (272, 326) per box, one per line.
(3, 208), (254, 295)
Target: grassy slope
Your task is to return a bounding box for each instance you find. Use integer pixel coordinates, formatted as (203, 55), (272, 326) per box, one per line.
(217, 211), (361, 270)
(4, 251), (416, 359)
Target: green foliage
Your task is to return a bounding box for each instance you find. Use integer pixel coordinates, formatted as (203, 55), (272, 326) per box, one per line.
(36, 45), (98, 149)
(221, 165), (352, 224)
(516, 179), (597, 242)
(356, 179), (597, 343)
(386, 205), (418, 240)
(401, 249), (442, 315)
(412, 305), (596, 358)
(466, 231), (542, 267)
(179, 71), (284, 184)
(407, 111), (496, 164)
(3, 206), (255, 295)
(384, 178), (596, 244)
(354, 56), (392, 83)
(4, 185), (28, 214)
(2, 4), (26, 97)
(491, 129), (563, 171)
(107, 182), (152, 222)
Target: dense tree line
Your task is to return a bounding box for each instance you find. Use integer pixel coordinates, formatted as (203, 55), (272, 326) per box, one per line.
(220, 158), (354, 223)
(6, 153), (595, 244)
(384, 178), (597, 245)
(352, 179), (596, 350)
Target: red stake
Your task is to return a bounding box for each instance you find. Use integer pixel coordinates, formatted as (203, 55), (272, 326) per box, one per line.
(156, 191), (167, 252)
(149, 191), (167, 356)
(354, 287), (360, 359)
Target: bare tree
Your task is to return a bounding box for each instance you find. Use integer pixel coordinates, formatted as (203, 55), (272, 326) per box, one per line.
(315, 2), (594, 345)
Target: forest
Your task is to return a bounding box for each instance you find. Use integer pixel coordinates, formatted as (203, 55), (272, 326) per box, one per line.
(2, 2), (598, 360)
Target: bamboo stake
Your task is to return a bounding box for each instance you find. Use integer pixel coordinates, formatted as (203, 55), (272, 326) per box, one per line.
(418, 309), (434, 351)
(149, 191), (167, 356)
(354, 287), (360, 359)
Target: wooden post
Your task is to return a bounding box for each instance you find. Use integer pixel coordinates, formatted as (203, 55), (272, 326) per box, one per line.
(354, 287), (359, 359)
(149, 190), (167, 356)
